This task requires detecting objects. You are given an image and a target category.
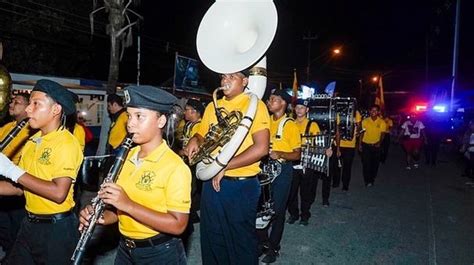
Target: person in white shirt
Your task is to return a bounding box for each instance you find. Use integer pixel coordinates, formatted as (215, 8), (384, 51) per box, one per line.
(399, 114), (427, 169)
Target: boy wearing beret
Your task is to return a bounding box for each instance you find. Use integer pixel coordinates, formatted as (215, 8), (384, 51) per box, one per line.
(0, 79), (83, 264)
(79, 85), (191, 264)
(258, 89), (301, 263)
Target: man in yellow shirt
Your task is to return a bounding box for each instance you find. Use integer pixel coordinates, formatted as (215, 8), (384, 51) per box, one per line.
(0, 93), (35, 256)
(359, 105), (387, 187)
(107, 94), (128, 153)
(258, 89), (301, 263)
(287, 99), (321, 226)
(186, 71), (270, 265)
(0, 79), (83, 264)
(79, 85), (191, 264)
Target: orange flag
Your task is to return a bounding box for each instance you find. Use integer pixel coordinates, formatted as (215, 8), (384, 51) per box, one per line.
(292, 69), (298, 106)
(375, 76), (385, 111)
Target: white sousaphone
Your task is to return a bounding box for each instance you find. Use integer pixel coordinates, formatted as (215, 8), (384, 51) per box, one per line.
(193, 0), (277, 180)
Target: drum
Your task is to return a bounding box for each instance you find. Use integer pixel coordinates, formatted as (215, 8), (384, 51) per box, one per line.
(79, 155), (113, 191)
(307, 97), (337, 135)
(301, 134), (331, 174)
(335, 97), (357, 140)
(307, 97), (357, 140)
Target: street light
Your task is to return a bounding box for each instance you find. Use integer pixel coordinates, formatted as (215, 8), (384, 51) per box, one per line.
(372, 76), (378, 82)
(333, 48), (341, 55)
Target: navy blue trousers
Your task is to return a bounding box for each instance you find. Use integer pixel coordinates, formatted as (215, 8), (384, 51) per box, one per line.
(115, 237), (186, 265)
(200, 176), (260, 265)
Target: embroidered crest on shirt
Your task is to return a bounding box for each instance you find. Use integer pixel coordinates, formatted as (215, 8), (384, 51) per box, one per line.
(136, 171), (155, 191)
(38, 148), (52, 165)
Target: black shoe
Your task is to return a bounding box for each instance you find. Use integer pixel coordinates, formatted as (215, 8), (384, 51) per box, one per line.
(261, 249), (279, 264)
(286, 216), (298, 224)
(258, 243), (270, 257)
(342, 188), (348, 192)
(322, 201), (330, 207)
(299, 219), (309, 226)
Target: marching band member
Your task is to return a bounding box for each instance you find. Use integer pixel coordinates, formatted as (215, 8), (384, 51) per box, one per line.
(107, 94), (128, 154)
(337, 110), (362, 192)
(287, 99), (321, 226)
(186, 71), (270, 265)
(0, 93), (35, 256)
(0, 79), (83, 264)
(258, 89), (301, 263)
(359, 105), (386, 186)
(179, 98), (204, 249)
(79, 85), (191, 264)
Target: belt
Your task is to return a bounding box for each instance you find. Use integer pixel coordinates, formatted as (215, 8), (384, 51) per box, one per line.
(122, 234), (173, 249)
(223, 176), (256, 181)
(362, 142), (379, 147)
(27, 210), (72, 224)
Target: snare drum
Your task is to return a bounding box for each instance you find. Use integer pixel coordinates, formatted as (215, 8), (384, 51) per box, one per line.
(79, 155), (113, 191)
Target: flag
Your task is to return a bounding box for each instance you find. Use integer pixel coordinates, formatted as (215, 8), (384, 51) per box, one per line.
(292, 69), (298, 106)
(324, 81), (336, 97)
(374, 76), (385, 111)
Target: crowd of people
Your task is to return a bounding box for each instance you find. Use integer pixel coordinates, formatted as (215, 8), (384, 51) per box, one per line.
(0, 75), (471, 265)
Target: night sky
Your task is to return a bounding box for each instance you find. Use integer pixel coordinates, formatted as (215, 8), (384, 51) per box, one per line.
(1, 0), (473, 112)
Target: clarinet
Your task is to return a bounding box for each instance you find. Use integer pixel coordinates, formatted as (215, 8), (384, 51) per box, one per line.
(71, 135), (134, 265)
(0, 118), (28, 152)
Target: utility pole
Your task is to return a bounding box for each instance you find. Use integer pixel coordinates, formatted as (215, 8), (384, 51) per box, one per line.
(303, 31), (318, 82)
(450, 0), (461, 112)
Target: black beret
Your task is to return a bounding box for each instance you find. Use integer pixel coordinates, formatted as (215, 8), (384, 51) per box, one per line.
(186, 98), (204, 115)
(272, 89), (292, 105)
(295, 98), (309, 107)
(124, 85), (177, 113)
(33, 79), (78, 115)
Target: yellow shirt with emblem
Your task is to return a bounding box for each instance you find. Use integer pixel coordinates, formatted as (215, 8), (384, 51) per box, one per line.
(19, 129), (83, 214)
(361, 117), (387, 144)
(0, 121), (35, 165)
(108, 111), (128, 149)
(73, 123), (86, 152)
(116, 141), (191, 239)
(270, 115), (301, 153)
(197, 93), (270, 177)
(340, 111), (362, 148)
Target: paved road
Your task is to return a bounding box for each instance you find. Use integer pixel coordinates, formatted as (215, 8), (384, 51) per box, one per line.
(94, 144), (474, 265)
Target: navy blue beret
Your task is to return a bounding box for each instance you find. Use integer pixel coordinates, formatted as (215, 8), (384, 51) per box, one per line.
(295, 98), (309, 107)
(271, 89), (292, 105)
(186, 98), (204, 115)
(33, 79), (78, 115)
(124, 85), (177, 113)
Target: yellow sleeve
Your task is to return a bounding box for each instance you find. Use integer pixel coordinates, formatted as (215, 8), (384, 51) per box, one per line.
(165, 163), (192, 213)
(197, 103), (213, 138)
(73, 124), (86, 152)
(250, 101), (270, 134)
(284, 121), (301, 150)
(51, 137), (84, 179)
(310, 122), (320, 135)
(380, 120), (387, 132)
(355, 111), (362, 123)
(108, 112), (128, 149)
(190, 122), (201, 138)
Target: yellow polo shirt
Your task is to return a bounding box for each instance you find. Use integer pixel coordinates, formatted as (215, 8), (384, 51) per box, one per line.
(296, 117), (320, 143)
(0, 121), (35, 165)
(270, 115), (301, 153)
(361, 117), (387, 144)
(108, 111), (128, 149)
(340, 111), (362, 148)
(19, 129), (83, 214)
(197, 93), (270, 177)
(73, 123), (86, 152)
(116, 141), (191, 239)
